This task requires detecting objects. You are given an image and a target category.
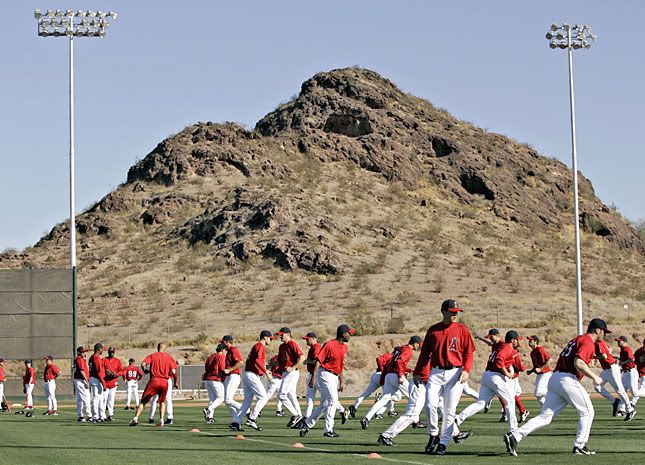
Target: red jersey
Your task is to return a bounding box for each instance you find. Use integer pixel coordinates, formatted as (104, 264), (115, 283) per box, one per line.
(388, 345), (414, 377)
(23, 366), (36, 385)
(277, 339), (304, 372)
(245, 342), (267, 376)
(619, 346), (636, 372)
(376, 352), (394, 372)
(225, 346), (243, 375)
(103, 357), (124, 388)
(554, 333), (596, 380)
(204, 353), (227, 381)
(417, 321), (475, 373)
(306, 343), (321, 375)
(0, 366), (4, 382)
(269, 355), (283, 379)
(143, 352), (177, 379)
(485, 342), (515, 374)
(43, 364), (60, 381)
(634, 347), (645, 376)
(412, 355), (431, 384)
(123, 364), (143, 381)
(595, 340), (616, 370)
(74, 355), (89, 380)
(530, 346), (551, 373)
(316, 339), (348, 375)
(88, 353), (106, 385)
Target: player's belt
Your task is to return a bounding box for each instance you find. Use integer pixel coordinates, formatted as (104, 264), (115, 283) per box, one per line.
(322, 368), (339, 376)
(435, 365), (460, 370)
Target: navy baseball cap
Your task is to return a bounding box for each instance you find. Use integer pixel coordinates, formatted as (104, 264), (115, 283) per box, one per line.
(587, 318), (611, 333)
(441, 299), (463, 313)
(528, 335), (540, 343)
(505, 330), (522, 342)
(303, 332), (317, 340)
(409, 335), (423, 344)
(277, 327), (291, 335)
(220, 335), (234, 343)
(260, 330), (274, 340)
(216, 343), (227, 352)
(128, 358), (135, 363)
(485, 328), (500, 339)
(615, 335), (628, 342)
(94, 342), (104, 351)
(25, 359), (32, 364)
(77, 346), (88, 353)
(336, 324), (356, 337)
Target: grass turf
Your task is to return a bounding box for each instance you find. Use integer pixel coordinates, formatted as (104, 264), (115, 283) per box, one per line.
(0, 399), (642, 465)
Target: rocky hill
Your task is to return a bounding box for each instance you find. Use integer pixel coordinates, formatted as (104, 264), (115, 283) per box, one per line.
(2, 68), (644, 377)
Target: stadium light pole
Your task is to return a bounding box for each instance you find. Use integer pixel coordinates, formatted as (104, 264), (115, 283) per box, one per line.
(34, 9), (117, 359)
(545, 23), (596, 335)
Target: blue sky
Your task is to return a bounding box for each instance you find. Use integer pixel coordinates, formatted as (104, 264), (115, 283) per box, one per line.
(2, 0), (644, 250)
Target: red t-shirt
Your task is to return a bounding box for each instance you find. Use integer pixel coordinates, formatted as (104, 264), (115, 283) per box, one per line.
(376, 352), (394, 372)
(511, 350), (526, 379)
(245, 342), (267, 376)
(269, 355), (283, 379)
(417, 322), (475, 373)
(88, 353), (105, 384)
(23, 367), (36, 385)
(225, 346), (243, 375)
(595, 340), (616, 370)
(619, 346), (636, 372)
(485, 341), (515, 374)
(277, 339), (304, 372)
(412, 356), (431, 384)
(388, 344), (414, 377)
(204, 353), (227, 381)
(74, 355), (89, 380)
(43, 364), (60, 381)
(143, 352), (177, 379)
(103, 357), (124, 388)
(123, 364), (143, 381)
(555, 333), (596, 380)
(530, 346), (551, 373)
(317, 339), (348, 375)
(0, 366), (4, 382)
(634, 347), (645, 376)
(306, 343), (321, 375)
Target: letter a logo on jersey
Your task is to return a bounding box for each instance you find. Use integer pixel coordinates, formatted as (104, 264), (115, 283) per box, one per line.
(448, 337), (459, 352)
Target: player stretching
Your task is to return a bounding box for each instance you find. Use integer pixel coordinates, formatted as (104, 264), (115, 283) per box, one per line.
(276, 327), (306, 427)
(265, 355), (285, 416)
(202, 343), (228, 423)
(616, 336), (640, 414)
(221, 335), (244, 423)
(129, 342), (177, 427)
(123, 358), (143, 410)
(42, 355), (61, 416)
(149, 354), (179, 425)
(500, 346), (529, 423)
(73, 346), (91, 421)
(526, 335), (551, 407)
(594, 337), (635, 420)
(103, 347), (124, 421)
(419, 299), (475, 456)
(303, 332), (321, 419)
(504, 318), (610, 456)
(230, 330), (274, 432)
(300, 324), (355, 438)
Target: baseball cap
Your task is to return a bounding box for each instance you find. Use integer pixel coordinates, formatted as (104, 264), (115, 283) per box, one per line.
(277, 327), (291, 336)
(505, 330), (523, 342)
(44, 355), (53, 361)
(587, 318), (611, 333)
(220, 335), (234, 343)
(77, 346), (88, 353)
(260, 330), (274, 340)
(0, 358), (4, 363)
(94, 342), (104, 351)
(615, 335), (628, 342)
(216, 342), (227, 352)
(527, 335), (540, 343)
(441, 299), (463, 313)
(25, 359), (32, 364)
(484, 328), (500, 339)
(336, 324), (356, 337)
(108, 346), (116, 352)
(409, 335), (423, 344)
(128, 358), (135, 363)
(303, 332), (317, 340)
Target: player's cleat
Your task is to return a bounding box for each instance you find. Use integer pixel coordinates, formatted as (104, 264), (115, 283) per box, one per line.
(624, 409), (637, 422)
(245, 418), (262, 431)
(374, 413), (384, 420)
(425, 435), (440, 454)
(299, 425), (310, 437)
(202, 408), (209, 421)
(388, 410), (399, 417)
(340, 409), (349, 425)
(124, 406), (130, 411)
(51, 411), (58, 416)
(484, 399), (492, 413)
(294, 416), (306, 429)
(275, 410), (286, 417)
(289, 415), (303, 429)
(25, 411), (34, 418)
(287, 415), (300, 428)
(377, 434), (394, 446)
(155, 421), (164, 428)
(433, 444), (447, 455)
(229, 422), (244, 432)
(43, 411), (51, 415)
(348, 405), (357, 419)
(412, 421), (426, 428)
(498, 413), (507, 422)
(612, 398), (620, 417)
(14, 410), (25, 415)
(129, 418), (139, 426)
(105, 416), (113, 422)
(360, 417), (369, 430)
(165, 418), (174, 425)
(96, 418), (103, 423)
(323, 431), (339, 438)
(77, 416), (85, 422)
(453, 430), (473, 444)
(572, 445), (595, 455)
(148, 419), (155, 424)
(503, 432), (518, 456)
(206, 418), (214, 424)
(520, 410), (530, 423)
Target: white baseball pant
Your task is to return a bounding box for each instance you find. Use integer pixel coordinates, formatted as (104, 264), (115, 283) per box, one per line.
(278, 370), (302, 417)
(639, 375), (645, 397)
(512, 372), (594, 449)
(44, 380), (58, 412)
(150, 378), (174, 420)
(352, 372), (381, 409)
(534, 371), (552, 406)
(105, 386), (117, 417)
(89, 377), (106, 420)
(266, 377), (284, 412)
(234, 371), (269, 423)
(382, 382), (427, 439)
(224, 373), (242, 419)
(305, 369), (340, 433)
(454, 371), (517, 433)
(204, 380), (225, 418)
(512, 378), (522, 396)
(0, 382), (4, 408)
(621, 368), (640, 408)
(74, 379), (91, 418)
(365, 373), (409, 421)
(24, 383), (34, 408)
(426, 367), (464, 446)
(595, 364), (631, 410)
(305, 372), (317, 418)
(126, 380), (139, 407)
(462, 381), (479, 400)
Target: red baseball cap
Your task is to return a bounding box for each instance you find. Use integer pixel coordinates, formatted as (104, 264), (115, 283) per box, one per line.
(527, 335), (540, 343)
(303, 332), (317, 340)
(77, 346), (88, 353)
(441, 299), (463, 313)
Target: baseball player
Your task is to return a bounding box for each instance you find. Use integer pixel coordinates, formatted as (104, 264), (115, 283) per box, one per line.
(304, 332), (321, 419)
(73, 346), (91, 421)
(594, 337), (635, 420)
(42, 355), (61, 416)
(129, 342), (177, 427)
(221, 335), (244, 422)
(616, 336), (640, 413)
(361, 335), (422, 429)
(202, 343), (228, 423)
(276, 327), (306, 427)
(635, 338), (645, 398)
(88, 343), (108, 422)
(501, 347), (529, 423)
(504, 318), (610, 456)
(23, 359), (36, 411)
(149, 354), (179, 425)
(419, 299), (475, 456)
(103, 347), (124, 421)
(123, 358), (143, 410)
(526, 335), (551, 406)
(265, 355), (285, 416)
(300, 324), (355, 438)
(230, 330), (274, 432)
(0, 358), (5, 412)
(454, 330), (523, 442)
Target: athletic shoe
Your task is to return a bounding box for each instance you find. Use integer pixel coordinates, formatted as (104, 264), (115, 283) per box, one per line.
(294, 417), (306, 429)
(96, 418), (103, 423)
(25, 411), (34, 418)
(323, 431), (339, 438)
(348, 405), (357, 419)
(484, 399), (492, 413)
(165, 418), (174, 425)
(148, 419), (155, 424)
(360, 417), (369, 430)
(453, 430), (473, 444)
(124, 406), (131, 411)
(520, 410), (530, 423)
(375, 413), (384, 420)
(425, 435), (440, 454)
(433, 444), (447, 455)
(14, 410), (25, 415)
(624, 409), (637, 422)
(612, 398), (620, 417)
(299, 425), (310, 437)
(340, 409), (349, 425)
(572, 446), (595, 455)
(202, 408), (209, 421)
(275, 410), (286, 417)
(388, 410), (399, 417)
(246, 418), (262, 431)
(129, 418), (139, 427)
(155, 421), (164, 428)
(503, 432), (518, 456)
(51, 411), (59, 416)
(229, 422), (244, 432)
(43, 411), (51, 415)
(377, 434), (394, 446)
(105, 416), (113, 422)
(77, 416), (84, 422)
(498, 413), (507, 422)
(287, 415), (300, 428)
(412, 421), (426, 428)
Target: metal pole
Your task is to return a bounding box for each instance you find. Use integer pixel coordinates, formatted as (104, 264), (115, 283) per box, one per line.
(566, 26), (584, 335)
(69, 31), (78, 360)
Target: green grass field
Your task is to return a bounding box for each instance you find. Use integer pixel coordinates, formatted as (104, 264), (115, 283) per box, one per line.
(0, 399), (643, 465)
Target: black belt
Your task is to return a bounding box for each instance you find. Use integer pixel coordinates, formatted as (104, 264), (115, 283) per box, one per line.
(322, 369), (339, 376)
(436, 365), (461, 370)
